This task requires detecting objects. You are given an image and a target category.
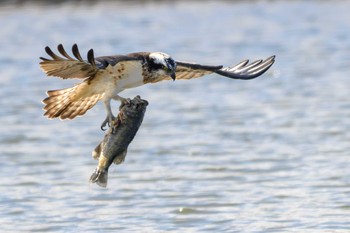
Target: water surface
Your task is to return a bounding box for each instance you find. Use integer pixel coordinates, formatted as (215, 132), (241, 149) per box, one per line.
(1, 1), (350, 232)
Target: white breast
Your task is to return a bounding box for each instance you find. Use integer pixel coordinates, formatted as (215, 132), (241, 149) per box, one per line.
(106, 61), (144, 90)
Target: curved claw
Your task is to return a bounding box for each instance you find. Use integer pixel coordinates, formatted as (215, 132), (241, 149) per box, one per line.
(119, 98), (131, 110)
(100, 119), (109, 131)
(100, 115), (116, 131)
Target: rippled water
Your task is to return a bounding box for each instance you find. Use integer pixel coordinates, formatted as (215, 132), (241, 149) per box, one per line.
(1, 1), (350, 232)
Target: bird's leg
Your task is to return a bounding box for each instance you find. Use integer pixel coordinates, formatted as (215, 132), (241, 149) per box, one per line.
(101, 95), (130, 133)
(113, 95), (131, 110)
(101, 99), (116, 131)
(100, 95), (131, 131)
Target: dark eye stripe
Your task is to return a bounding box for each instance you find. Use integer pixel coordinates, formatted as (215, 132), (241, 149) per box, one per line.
(148, 55), (176, 72)
(166, 58), (176, 70)
(148, 59), (164, 71)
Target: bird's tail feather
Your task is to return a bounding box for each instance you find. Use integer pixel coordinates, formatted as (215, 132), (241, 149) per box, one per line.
(42, 82), (103, 120)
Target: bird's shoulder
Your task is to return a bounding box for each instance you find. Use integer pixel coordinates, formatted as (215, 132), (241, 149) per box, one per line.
(95, 52), (151, 69)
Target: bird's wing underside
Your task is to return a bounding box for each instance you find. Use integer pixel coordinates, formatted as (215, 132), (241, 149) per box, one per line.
(39, 44), (98, 79)
(175, 62), (221, 80)
(39, 44), (141, 79)
(175, 55), (275, 80)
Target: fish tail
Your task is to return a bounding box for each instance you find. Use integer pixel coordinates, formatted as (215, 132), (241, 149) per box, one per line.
(89, 168), (108, 188)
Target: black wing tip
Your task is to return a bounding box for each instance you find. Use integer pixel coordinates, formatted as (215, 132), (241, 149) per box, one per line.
(41, 43), (98, 68)
(44, 45), (63, 61)
(261, 55), (276, 72)
(72, 44), (84, 61)
(215, 55), (276, 80)
(72, 43), (78, 50)
(44, 46), (53, 54)
(244, 55), (276, 79)
(242, 56), (275, 80)
(253, 55), (275, 65)
(40, 46), (51, 61)
(266, 55), (276, 63)
(87, 49), (96, 67)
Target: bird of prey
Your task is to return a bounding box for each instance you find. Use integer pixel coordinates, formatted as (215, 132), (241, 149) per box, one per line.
(40, 44), (275, 130)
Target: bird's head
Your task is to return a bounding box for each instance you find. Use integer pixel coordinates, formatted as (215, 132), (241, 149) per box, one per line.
(149, 52), (177, 80)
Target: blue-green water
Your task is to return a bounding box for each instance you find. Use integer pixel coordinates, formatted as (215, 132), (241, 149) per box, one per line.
(1, 1), (350, 232)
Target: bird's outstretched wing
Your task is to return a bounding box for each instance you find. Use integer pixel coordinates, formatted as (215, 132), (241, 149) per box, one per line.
(175, 55), (275, 80)
(40, 44), (142, 80)
(39, 44), (99, 79)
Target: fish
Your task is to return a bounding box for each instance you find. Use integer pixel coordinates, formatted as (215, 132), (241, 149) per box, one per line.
(89, 95), (148, 187)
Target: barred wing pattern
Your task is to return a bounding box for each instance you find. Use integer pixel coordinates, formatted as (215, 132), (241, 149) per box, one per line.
(175, 62), (223, 80)
(39, 44), (98, 79)
(40, 44), (143, 80)
(175, 55), (275, 80)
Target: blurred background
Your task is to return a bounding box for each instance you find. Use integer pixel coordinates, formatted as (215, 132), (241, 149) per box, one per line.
(1, 0), (350, 232)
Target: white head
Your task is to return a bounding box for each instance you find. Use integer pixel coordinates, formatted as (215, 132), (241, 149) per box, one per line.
(148, 52), (177, 80)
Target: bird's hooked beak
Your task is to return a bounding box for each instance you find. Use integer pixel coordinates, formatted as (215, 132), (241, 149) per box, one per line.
(164, 57), (176, 81)
(170, 72), (176, 81)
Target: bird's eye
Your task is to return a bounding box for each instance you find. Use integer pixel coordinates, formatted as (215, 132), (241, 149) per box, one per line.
(163, 66), (169, 71)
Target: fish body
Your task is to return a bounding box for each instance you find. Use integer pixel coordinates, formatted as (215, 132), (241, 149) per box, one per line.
(90, 96), (148, 187)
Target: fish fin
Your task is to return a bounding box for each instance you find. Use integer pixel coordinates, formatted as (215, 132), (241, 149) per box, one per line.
(89, 168), (108, 188)
(113, 149), (128, 165)
(92, 143), (102, 160)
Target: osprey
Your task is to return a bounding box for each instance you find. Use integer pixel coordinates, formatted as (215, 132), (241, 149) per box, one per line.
(40, 44), (275, 130)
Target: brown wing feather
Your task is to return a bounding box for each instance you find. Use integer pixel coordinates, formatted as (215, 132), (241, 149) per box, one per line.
(174, 62), (222, 80)
(42, 76), (105, 120)
(175, 66), (214, 80)
(39, 44), (98, 79)
(175, 56), (275, 81)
